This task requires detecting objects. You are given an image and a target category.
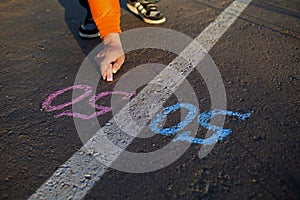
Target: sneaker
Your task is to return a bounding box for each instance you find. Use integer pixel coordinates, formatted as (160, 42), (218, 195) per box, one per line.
(127, 0), (166, 24)
(79, 14), (100, 39)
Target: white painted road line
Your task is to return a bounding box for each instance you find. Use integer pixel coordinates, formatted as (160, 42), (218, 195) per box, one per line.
(29, 0), (253, 199)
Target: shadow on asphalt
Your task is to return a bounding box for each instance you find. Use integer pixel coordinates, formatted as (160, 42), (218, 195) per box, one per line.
(58, 0), (130, 55)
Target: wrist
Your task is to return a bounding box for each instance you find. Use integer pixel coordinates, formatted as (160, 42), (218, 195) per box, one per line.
(103, 33), (121, 45)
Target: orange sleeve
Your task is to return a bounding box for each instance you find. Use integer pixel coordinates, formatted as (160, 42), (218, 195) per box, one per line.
(88, 0), (121, 39)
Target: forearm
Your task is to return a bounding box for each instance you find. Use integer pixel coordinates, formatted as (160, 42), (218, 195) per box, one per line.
(88, 0), (121, 39)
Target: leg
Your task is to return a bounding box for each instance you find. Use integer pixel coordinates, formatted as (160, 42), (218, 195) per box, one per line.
(79, 0), (92, 18)
(78, 0), (100, 39)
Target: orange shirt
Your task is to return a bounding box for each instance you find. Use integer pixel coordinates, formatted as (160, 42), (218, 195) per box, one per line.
(88, 0), (121, 39)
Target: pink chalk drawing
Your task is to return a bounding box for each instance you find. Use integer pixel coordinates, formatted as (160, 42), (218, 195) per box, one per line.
(42, 84), (136, 120)
(54, 109), (112, 120)
(88, 91), (135, 110)
(42, 84), (92, 112)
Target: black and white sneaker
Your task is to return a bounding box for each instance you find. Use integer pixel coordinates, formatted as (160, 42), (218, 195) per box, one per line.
(127, 0), (166, 24)
(79, 15), (100, 39)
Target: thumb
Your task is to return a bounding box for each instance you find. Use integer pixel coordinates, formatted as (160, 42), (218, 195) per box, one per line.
(112, 55), (125, 74)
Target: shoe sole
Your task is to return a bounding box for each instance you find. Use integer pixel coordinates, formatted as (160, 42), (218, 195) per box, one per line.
(126, 3), (166, 24)
(79, 31), (100, 39)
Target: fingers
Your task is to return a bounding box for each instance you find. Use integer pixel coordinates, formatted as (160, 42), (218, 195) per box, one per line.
(100, 60), (107, 80)
(112, 54), (125, 74)
(99, 52), (113, 80)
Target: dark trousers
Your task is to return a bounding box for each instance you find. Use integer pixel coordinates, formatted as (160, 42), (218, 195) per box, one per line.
(79, 0), (92, 17)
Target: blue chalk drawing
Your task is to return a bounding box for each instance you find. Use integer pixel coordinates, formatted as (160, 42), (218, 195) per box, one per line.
(149, 103), (198, 135)
(173, 131), (218, 145)
(149, 102), (251, 145)
(174, 109), (251, 145)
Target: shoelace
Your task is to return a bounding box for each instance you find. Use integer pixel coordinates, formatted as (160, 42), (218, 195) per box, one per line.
(144, 3), (160, 17)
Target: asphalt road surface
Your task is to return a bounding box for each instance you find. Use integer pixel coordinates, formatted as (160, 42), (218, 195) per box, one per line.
(1, 0), (299, 199)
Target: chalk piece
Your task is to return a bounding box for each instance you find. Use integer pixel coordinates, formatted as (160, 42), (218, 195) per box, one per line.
(107, 64), (113, 82)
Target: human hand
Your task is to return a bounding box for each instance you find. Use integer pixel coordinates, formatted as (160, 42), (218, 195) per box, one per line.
(96, 33), (125, 81)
